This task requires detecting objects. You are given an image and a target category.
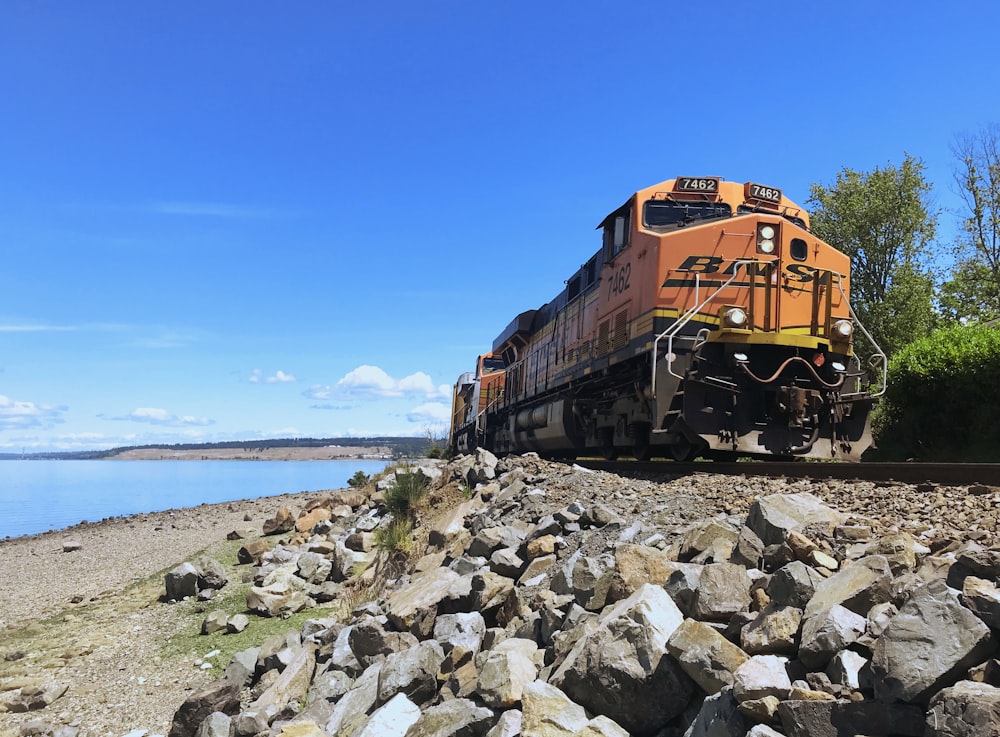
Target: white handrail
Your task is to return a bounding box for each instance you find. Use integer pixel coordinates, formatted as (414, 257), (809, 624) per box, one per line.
(651, 260), (757, 397)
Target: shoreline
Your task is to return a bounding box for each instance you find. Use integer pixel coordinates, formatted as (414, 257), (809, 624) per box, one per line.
(0, 487), (332, 630)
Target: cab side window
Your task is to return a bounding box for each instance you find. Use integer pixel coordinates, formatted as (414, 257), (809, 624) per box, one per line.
(603, 206), (631, 261)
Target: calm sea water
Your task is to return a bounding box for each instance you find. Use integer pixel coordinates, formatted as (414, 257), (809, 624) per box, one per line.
(0, 459), (389, 539)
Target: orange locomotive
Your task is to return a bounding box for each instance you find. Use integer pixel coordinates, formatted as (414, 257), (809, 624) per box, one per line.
(450, 176), (885, 462)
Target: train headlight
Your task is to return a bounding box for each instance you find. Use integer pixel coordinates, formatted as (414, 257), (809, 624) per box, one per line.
(723, 307), (748, 328)
(757, 224), (777, 254)
(832, 320), (853, 339)
(831, 361), (846, 373)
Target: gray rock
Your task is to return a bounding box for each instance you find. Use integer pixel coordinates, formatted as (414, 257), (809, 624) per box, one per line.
(201, 610), (230, 635)
(550, 583), (693, 734)
(926, 680), (1000, 737)
(233, 710), (269, 736)
(386, 567), (470, 637)
(802, 555), (893, 619)
(377, 639), (446, 706)
(872, 578), (996, 703)
(168, 678), (241, 737)
(477, 638), (538, 708)
(799, 604), (866, 669)
(433, 612), (486, 656)
(962, 576), (1000, 630)
(165, 562), (200, 600)
(349, 618), (418, 668)
(484, 709), (521, 737)
(683, 687), (747, 737)
(257, 631), (301, 674)
(730, 525), (765, 569)
(489, 547), (525, 578)
(403, 697), (496, 737)
(195, 556), (229, 590)
(664, 562), (704, 616)
(767, 561), (824, 609)
(692, 563), (752, 622)
(731, 655), (791, 703)
(226, 614), (250, 634)
(776, 699), (924, 737)
(353, 692), (421, 737)
(324, 662), (382, 737)
(745, 492), (845, 546)
(825, 649), (868, 690)
(223, 647), (259, 687)
(571, 554), (616, 611)
(194, 711), (233, 737)
(296, 551), (333, 585)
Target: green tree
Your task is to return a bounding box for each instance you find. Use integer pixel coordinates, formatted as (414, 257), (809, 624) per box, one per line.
(808, 155), (938, 357)
(941, 125), (1000, 322)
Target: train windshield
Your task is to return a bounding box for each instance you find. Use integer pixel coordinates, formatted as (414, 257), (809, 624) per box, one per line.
(481, 357), (505, 372)
(644, 200), (732, 227)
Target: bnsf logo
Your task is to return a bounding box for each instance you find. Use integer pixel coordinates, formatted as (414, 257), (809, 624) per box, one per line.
(673, 255), (814, 283)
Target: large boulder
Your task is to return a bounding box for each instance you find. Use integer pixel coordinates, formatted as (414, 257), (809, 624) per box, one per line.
(745, 493), (845, 546)
(872, 579), (996, 703)
(550, 583), (693, 735)
(926, 680), (1000, 737)
(666, 618), (749, 694)
(520, 680), (629, 737)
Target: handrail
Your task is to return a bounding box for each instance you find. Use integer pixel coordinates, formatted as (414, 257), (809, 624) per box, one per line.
(651, 260), (758, 397)
(833, 277), (888, 398)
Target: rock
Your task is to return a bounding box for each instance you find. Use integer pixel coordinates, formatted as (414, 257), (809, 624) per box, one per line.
(490, 547), (525, 578)
(484, 709), (521, 737)
(798, 604), (866, 669)
(324, 662), (382, 737)
(403, 697), (495, 737)
(825, 649), (868, 690)
(195, 557), (229, 590)
(666, 618), (749, 694)
(802, 555), (893, 619)
(227, 614), (250, 634)
(926, 680), (1000, 736)
(433, 612), (486, 656)
(352, 692), (420, 737)
(679, 517), (739, 562)
(767, 561), (824, 609)
(609, 544), (679, 601)
(386, 567), (469, 638)
(520, 680), (629, 737)
(237, 539), (270, 565)
(477, 638), (539, 708)
(249, 643), (317, 714)
(296, 552), (333, 585)
(226, 527), (256, 540)
(295, 507), (332, 533)
(776, 699), (924, 737)
(684, 687), (748, 737)
(741, 605), (802, 656)
(962, 576), (1000, 630)
(263, 506), (295, 535)
(0, 682), (68, 713)
(165, 562), (200, 600)
(732, 655), (792, 703)
(377, 640), (446, 706)
(745, 493), (845, 546)
(730, 525), (765, 569)
(169, 678), (241, 737)
(349, 618), (418, 667)
(872, 578), (996, 703)
(663, 562), (703, 616)
(194, 712), (232, 737)
(691, 563), (751, 622)
(570, 554), (616, 611)
(550, 583), (692, 734)
(61, 539), (82, 552)
(201, 610), (230, 635)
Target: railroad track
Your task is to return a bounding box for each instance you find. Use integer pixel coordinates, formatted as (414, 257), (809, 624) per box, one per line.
(574, 460), (1000, 486)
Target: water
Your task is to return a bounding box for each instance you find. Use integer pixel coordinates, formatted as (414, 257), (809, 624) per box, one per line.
(0, 459), (389, 539)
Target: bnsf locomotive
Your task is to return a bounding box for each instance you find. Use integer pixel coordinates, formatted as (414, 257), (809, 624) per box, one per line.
(450, 176), (885, 462)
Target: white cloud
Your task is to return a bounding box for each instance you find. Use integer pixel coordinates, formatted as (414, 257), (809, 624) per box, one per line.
(251, 369), (296, 384)
(112, 407), (215, 427)
(267, 370), (296, 384)
(406, 402), (451, 424)
(305, 365), (450, 401)
(0, 394), (67, 430)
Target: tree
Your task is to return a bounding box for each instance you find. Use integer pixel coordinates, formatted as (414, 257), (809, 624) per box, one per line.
(808, 155), (938, 357)
(941, 125), (1000, 322)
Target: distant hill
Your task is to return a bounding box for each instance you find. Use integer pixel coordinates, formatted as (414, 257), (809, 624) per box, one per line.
(0, 436), (432, 461)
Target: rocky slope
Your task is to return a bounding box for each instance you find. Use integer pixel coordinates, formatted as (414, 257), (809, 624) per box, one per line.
(5, 453), (1000, 737)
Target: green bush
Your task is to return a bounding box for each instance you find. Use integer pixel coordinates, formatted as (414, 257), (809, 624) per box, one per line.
(382, 469), (429, 522)
(347, 470), (371, 489)
(373, 519), (414, 555)
(874, 323), (1000, 461)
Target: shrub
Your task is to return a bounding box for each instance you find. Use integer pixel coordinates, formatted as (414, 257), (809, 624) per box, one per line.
(874, 323), (1000, 461)
(373, 519), (413, 555)
(347, 470), (371, 489)
(382, 470), (429, 522)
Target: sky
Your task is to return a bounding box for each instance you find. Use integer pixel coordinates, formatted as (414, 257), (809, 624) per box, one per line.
(2, 1), (1000, 452)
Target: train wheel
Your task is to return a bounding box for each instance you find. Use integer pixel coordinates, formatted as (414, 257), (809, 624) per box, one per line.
(598, 429), (618, 461)
(669, 437), (698, 462)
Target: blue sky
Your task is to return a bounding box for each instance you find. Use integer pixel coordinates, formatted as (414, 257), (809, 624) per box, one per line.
(2, 2), (999, 452)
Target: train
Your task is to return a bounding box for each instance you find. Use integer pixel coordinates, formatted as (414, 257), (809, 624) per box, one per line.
(449, 176), (885, 462)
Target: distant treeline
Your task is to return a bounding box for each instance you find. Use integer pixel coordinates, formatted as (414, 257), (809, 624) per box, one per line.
(0, 436), (429, 461)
